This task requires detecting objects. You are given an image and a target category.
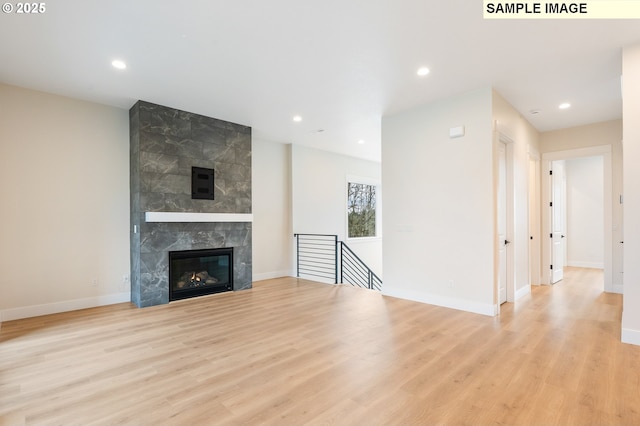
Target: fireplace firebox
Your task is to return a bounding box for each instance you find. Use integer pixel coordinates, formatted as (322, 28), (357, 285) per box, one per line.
(169, 248), (233, 301)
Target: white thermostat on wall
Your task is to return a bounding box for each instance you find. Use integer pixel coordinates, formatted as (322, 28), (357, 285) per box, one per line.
(449, 125), (465, 139)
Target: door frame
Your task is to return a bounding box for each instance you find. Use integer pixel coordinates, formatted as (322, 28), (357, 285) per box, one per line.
(541, 145), (613, 291)
(528, 153), (541, 286)
(495, 132), (515, 310)
(550, 159), (567, 283)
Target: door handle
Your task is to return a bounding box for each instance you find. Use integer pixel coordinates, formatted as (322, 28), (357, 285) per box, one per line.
(504, 240), (510, 245)
(561, 235), (565, 238)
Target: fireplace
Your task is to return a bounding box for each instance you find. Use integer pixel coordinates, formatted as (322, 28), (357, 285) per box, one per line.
(169, 248), (233, 301)
(130, 101), (252, 307)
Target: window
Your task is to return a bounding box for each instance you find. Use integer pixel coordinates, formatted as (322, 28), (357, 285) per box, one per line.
(347, 182), (377, 238)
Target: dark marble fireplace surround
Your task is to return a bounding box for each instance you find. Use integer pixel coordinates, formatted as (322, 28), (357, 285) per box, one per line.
(130, 101), (252, 308)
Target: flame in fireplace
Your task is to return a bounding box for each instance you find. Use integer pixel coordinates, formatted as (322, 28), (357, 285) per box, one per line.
(176, 270), (220, 290)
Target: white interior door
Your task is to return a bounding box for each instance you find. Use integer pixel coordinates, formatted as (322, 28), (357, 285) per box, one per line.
(498, 143), (508, 304)
(551, 160), (566, 283)
(529, 158), (539, 286)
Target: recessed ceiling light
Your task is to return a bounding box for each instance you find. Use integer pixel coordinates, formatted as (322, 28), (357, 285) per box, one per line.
(559, 102), (571, 110)
(417, 67), (430, 76)
(111, 59), (127, 70)
(293, 115), (302, 122)
(358, 140), (365, 144)
(529, 109), (541, 115)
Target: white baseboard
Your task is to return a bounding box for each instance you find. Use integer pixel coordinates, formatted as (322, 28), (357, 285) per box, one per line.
(567, 261), (604, 269)
(382, 287), (497, 317)
(252, 270), (295, 282)
(621, 328), (640, 346)
(515, 285), (531, 301)
(0, 293), (131, 322)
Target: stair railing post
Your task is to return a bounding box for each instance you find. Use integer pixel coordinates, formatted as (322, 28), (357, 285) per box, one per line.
(334, 237), (339, 284)
(295, 234), (300, 278)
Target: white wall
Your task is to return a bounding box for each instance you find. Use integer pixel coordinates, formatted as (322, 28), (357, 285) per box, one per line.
(565, 157), (604, 269)
(622, 45), (640, 345)
(540, 120), (623, 288)
(382, 88), (495, 315)
(291, 144), (382, 276)
(0, 84), (130, 322)
(252, 138), (293, 280)
(492, 91), (541, 298)
(540, 120), (622, 153)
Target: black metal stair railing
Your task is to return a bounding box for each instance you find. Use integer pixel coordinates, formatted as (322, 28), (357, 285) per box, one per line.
(294, 233), (382, 291)
(294, 234), (338, 283)
(339, 241), (383, 291)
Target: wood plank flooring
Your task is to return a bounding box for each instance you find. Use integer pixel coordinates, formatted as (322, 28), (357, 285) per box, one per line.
(1, 267), (639, 425)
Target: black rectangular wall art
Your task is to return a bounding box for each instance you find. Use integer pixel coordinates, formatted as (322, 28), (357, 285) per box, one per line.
(192, 166), (215, 200)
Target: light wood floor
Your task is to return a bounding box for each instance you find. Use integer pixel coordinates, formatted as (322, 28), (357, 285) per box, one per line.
(1, 268), (639, 425)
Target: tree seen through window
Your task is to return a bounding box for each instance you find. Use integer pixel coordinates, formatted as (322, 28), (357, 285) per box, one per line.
(348, 182), (376, 238)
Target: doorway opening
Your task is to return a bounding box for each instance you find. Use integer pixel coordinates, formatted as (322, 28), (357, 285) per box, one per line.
(541, 146), (617, 293)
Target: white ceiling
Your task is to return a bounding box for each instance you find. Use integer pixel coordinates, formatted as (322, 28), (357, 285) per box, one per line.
(1, 1), (639, 162)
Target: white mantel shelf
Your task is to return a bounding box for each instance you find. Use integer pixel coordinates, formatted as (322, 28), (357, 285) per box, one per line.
(145, 212), (253, 223)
